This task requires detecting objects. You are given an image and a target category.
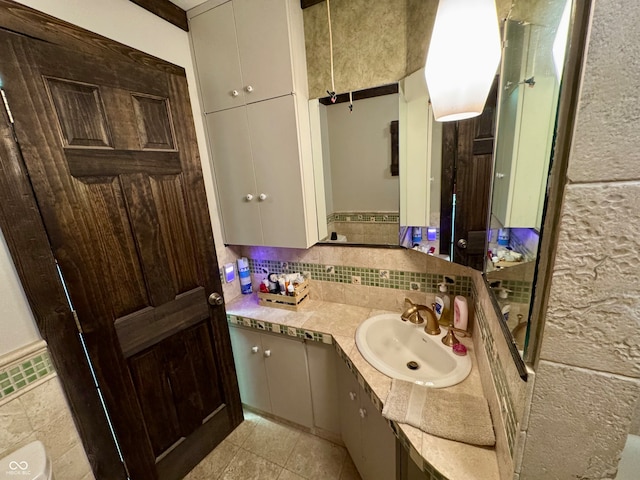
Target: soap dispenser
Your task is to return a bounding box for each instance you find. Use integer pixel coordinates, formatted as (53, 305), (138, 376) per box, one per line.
(435, 282), (452, 326)
(496, 288), (512, 322)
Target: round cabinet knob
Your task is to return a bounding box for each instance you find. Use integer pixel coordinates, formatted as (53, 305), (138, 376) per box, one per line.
(263, 349), (271, 358)
(245, 85), (253, 93)
(246, 193), (254, 201)
(251, 346), (259, 354)
(495, 172), (505, 179)
(258, 193), (267, 201)
(231, 90), (239, 97)
(208, 293), (224, 306)
(349, 391), (357, 401)
(359, 408), (367, 419)
(457, 238), (468, 249)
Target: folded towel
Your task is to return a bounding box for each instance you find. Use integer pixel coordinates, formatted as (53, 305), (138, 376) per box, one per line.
(382, 379), (495, 446)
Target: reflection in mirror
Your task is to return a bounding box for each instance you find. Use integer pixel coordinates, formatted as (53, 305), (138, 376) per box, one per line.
(486, 0), (571, 355)
(316, 89), (401, 245)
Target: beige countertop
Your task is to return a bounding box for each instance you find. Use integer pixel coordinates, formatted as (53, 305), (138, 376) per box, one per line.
(225, 294), (499, 480)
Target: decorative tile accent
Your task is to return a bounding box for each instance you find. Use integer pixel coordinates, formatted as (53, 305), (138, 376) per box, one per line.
(473, 283), (518, 456)
(247, 258), (473, 297)
(327, 211), (400, 223)
(0, 349), (55, 403)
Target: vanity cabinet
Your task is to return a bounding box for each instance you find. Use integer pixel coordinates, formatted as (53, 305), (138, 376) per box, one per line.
(337, 358), (396, 480)
(228, 326), (314, 428)
(190, 0), (318, 248)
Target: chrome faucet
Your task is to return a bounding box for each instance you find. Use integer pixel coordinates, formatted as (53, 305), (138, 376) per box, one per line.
(401, 298), (441, 335)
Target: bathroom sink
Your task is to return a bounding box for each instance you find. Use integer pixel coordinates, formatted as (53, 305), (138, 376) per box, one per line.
(355, 314), (472, 388)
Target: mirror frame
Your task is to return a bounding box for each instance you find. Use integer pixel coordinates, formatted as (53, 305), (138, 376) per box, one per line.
(484, 0), (593, 375)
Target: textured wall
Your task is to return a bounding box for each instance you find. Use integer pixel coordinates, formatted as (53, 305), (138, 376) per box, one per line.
(517, 1), (640, 478)
(303, 0), (407, 99)
(304, 0), (514, 98)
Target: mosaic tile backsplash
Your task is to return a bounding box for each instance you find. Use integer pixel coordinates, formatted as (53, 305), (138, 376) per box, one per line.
(247, 257), (472, 297)
(0, 349), (55, 403)
(327, 212), (400, 223)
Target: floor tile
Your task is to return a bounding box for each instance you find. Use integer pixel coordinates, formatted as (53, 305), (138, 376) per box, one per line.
(225, 410), (262, 447)
(220, 448), (283, 480)
(184, 439), (239, 480)
(242, 416), (301, 466)
(278, 469), (306, 480)
(339, 453), (362, 480)
(284, 432), (347, 480)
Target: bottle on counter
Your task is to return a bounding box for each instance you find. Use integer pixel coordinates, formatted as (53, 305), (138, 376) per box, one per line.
(434, 282), (452, 326)
(238, 257), (252, 295)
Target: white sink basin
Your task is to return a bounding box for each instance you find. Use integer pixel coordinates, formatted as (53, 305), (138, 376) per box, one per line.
(355, 313), (472, 388)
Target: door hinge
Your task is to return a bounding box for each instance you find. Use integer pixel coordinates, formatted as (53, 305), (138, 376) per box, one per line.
(72, 310), (84, 334)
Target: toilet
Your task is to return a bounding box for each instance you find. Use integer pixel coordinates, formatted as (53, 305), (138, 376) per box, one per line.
(0, 441), (53, 480)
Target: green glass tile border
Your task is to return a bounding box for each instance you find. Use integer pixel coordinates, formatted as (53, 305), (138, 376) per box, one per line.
(247, 258), (473, 298)
(0, 349), (55, 403)
(497, 279), (533, 304)
(472, 283), (517, 457)
(227, 314), (333, 345)
(327, 211), (400, 224)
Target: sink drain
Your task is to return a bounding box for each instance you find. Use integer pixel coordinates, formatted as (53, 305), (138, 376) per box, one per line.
(406, 361), (420, 370)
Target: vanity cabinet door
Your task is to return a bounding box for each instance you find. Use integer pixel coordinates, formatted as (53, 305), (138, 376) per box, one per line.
(228, 326), (272, 413)
(262, 334), (314, 428)
(360, 387), (397, 480)
(233, 0), (295, 104)
(247, 95), (309, 248)
(337, 359), (364, 474)
(307, 341), (341, 437)
(229, 327), (314, 428)
(190, 2), (245, 113)
(205, 107), (263, 246)
(337, 357), (397, 480)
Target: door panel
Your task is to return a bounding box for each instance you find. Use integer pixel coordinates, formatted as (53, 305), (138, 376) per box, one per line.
(0, 26), (242, 480)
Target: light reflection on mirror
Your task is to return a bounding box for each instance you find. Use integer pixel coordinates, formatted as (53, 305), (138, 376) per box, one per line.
(486, 0), (572, 356)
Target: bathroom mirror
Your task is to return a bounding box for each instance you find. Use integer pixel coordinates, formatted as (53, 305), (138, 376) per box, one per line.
(485, 0), (572, 359)
(305, 0), (577, 367)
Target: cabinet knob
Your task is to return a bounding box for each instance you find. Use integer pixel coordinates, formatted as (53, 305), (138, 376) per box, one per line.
(246, 193), (254, 201)
(245, 85), (253, 93)
(258, 193), (267, 201)
(495, 172), (505, 179)
(359, 408), (367, 419)
(231, 90), (240, 97)
(251, 346), (259, 354)
(263, 349), (271, 358)
(349, 391), (357, 401)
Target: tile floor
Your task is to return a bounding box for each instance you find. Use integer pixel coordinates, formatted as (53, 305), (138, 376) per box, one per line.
(184, 410), (362, 480)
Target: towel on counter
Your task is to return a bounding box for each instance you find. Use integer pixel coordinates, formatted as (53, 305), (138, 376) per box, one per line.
(382, 379), (495, 446)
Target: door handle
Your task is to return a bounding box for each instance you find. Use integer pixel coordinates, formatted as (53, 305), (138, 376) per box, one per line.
(208, 293), (224, 306)
(457, 238), (468, 249)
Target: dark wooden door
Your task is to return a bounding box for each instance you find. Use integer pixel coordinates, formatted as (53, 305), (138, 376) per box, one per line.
(440, 80), (498, 270)
(0, 23), (242, 480)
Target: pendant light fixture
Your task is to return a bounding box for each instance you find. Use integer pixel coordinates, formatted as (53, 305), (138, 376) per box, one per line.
(425, 0), (501, 122)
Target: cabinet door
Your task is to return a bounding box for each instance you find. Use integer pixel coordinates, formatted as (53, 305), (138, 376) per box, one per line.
(361, 388), (397, 480)
(206, 108), (263, 245)
(233, 0), (294, 104)
(228, 327), (272, 413)
(306, 342), (340, 436)
(190, 2), (245, 113)
(247, 96), (308, 247)
(262, 334), (314, 428)
(337, 359), (365, 476)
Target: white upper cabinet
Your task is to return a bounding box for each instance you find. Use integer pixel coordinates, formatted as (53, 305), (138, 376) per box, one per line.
(190, 0), (296, 114)
(191, 0), (319, 248)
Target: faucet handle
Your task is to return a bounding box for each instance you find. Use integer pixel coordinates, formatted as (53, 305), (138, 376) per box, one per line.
(441, 327), (460, 346)
(404, 297), (416, 307)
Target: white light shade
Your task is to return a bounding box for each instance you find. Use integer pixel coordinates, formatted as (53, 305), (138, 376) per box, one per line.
(425, 0), (502, 122)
